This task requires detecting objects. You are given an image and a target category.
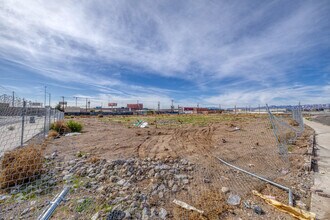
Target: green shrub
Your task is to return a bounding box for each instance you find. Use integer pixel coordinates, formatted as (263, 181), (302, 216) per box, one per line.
(50, 121), (70, 134)
(66, 120), (83, 132)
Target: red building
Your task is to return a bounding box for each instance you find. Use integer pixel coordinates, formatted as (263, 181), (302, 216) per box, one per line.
(127, 103), (143, 110)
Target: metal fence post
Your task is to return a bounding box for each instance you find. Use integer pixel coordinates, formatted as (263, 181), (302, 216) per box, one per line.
(44, 106), (47, 137)
(48, 108), (51, 131)
(20, 100), (26, 146)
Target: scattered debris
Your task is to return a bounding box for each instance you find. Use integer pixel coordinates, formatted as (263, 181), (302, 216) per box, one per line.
(228, 127), (240, 132)
(65, 132), (82, 136)
(134, 120), (149, 128)
(227, 194), (241, 206)
(252, 190), (316, 220)
(91, 211), (100, 220)
(221, 187), (230, 194)
(222, 138), (227, 143)
(172, 199), (204, 214)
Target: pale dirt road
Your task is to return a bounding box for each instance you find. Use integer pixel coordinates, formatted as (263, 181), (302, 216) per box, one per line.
(304, 119), (330, 219)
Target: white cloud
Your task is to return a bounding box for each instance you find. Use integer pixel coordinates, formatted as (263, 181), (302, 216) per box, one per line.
(205, 84), (330, 107)
(0, 0), (329, 104)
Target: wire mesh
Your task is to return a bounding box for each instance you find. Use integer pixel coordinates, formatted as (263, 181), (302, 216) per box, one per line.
(0, 91), (64, 219)
(1, 96), (308, 219)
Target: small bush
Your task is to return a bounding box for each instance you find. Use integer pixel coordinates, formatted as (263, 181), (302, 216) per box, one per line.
(97, 114), (103, 118)
(50, 120), (70, 135)
(66, 120), (83, 132)
(0, 144), (44, 189)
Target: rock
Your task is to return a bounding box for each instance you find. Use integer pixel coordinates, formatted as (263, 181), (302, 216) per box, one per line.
(158, 191), (164, 199)
(158, 184), (166, 191)
(168, 180), (174, 188)
(96, 186), (105, 194)
(113, 160), (127, 166)
(172, 185), (178, 192)
(182, 179), (189, 185)
(91, 211), (100, 220)
(117, 179), (126, 186)
(253, 205), (264, 215)
(107, 210), (126, 220)
(155, 164), (171, 170)
(142, 207), (150, 220)
(20, 207), (31, 216)
(221, 187), (230, 194)
(180, 159), (188, 165)
(0, 195), (9, 201)
(174, 174), (188, 180)
(68, 160), (76, 165)
(63, 174), (73, 181)
(96, 174), (106, 182)
(203, 178), (211, 183)
(227, 194), (241, 206)
(159, 208), (167, 219)
(110, 176), (120, 183)
(77, 198), (85, 204)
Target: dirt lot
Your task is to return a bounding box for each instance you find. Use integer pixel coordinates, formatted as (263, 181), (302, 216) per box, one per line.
(1, 114), (314, 219)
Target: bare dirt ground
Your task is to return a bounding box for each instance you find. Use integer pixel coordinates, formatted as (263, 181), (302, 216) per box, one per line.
(45, 114), (313, 219)
(1, 114), (314, 220)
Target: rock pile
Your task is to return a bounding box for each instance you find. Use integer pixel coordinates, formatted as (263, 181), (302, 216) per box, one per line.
(62, 156), (195, 219)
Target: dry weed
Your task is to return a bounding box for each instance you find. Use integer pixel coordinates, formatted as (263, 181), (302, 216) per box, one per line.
(0, 143), (45, 189)
(48, 130), (59, 139)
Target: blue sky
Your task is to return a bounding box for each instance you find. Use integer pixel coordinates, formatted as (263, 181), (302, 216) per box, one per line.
(0, 0), (329, 108)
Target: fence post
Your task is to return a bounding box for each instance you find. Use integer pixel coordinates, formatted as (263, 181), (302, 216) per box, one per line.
(48, 108), (51, 131)
(20, 100), (26, 146)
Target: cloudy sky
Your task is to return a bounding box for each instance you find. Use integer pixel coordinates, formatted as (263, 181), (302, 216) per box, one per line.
(0, 0), (329, 108)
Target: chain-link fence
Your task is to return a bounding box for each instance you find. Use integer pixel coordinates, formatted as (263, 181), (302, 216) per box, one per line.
(0, 91), (64, 219)
(0, 97), (311, 219)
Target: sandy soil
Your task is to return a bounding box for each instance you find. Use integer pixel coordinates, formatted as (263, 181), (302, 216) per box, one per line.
(42, 114), (314, 219)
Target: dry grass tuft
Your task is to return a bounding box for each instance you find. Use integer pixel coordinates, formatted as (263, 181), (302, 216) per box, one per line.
(288, 119), (299, 126)
(88, 156), (100, 164)
(48, 130), (59, 139)
(0, 143), (45, 189)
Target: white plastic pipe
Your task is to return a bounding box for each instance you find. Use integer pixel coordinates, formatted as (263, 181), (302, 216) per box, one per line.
(38, 186), (70, 220)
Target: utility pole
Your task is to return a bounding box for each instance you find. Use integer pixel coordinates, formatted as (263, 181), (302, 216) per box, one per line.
(171, 99), (174, 112)
(85, 98), (88, 112)
(197, 103), (199, 108)
(74, 97), (78, 107)
(49, 93), (51, 108)
(12, 91), (14, 107)
(234, 105), (237, 114)
(44, 86), (47, 107)
(158, 101), (160, 111)
(61, 96), (65, 111)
